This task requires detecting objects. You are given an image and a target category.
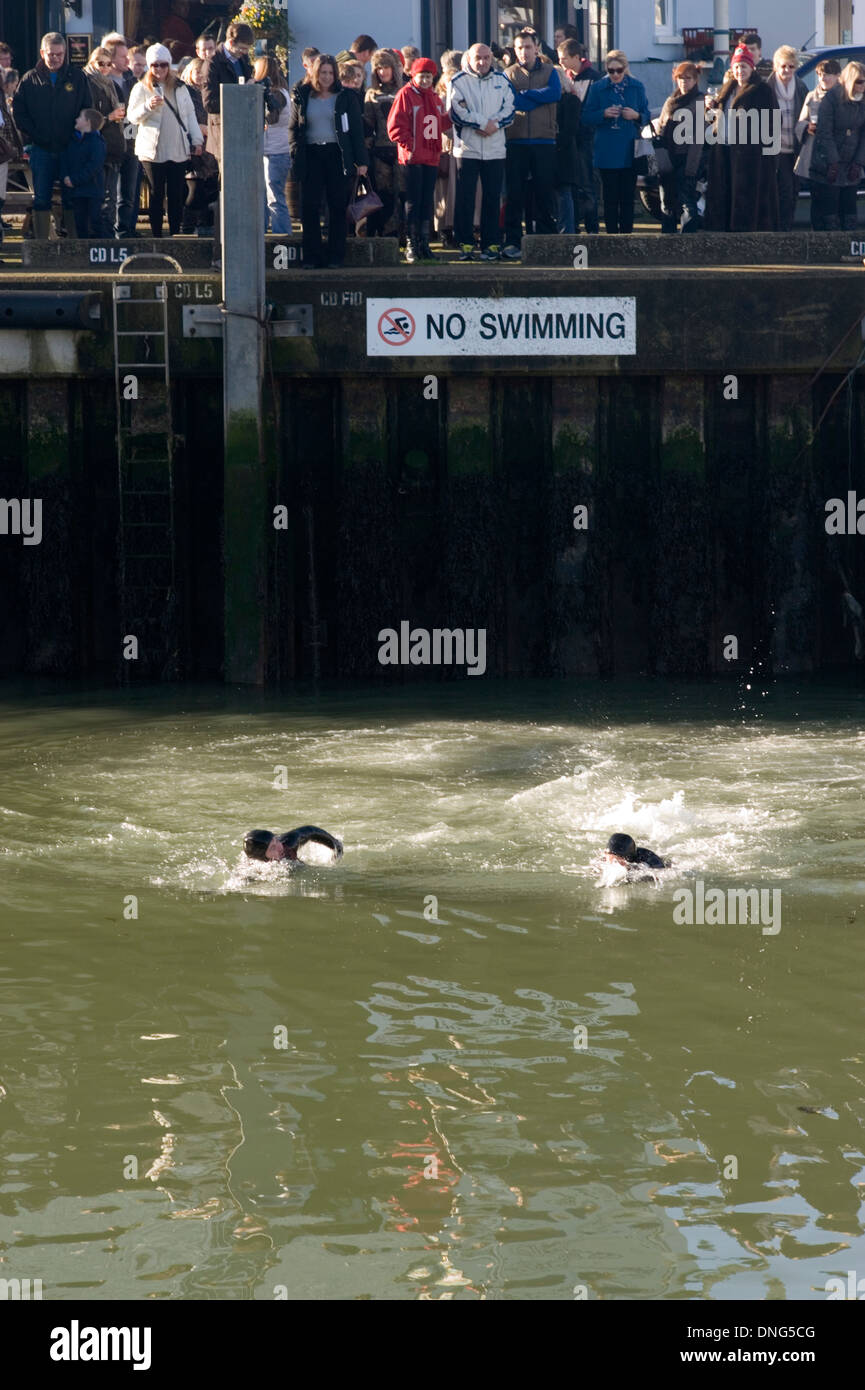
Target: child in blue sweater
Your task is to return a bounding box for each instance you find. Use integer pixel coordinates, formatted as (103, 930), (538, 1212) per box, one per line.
(60, 109), (107, 238)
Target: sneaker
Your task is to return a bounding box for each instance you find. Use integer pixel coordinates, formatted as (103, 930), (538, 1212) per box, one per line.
(500, 244), (521, 260)
(405, 241), (419, 264)
(480, 245), (500, 261)
(458, 243), (475, 261)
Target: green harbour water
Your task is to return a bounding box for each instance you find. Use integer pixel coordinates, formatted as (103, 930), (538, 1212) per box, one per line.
(1, 677), (863, 1301)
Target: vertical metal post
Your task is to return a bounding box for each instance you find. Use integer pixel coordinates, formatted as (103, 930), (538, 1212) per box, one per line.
(221, 81), (268, 684)
(714, 0), (730, 62)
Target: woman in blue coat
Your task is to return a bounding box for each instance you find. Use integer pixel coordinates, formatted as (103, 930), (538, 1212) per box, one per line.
(581, 49), (650, 233)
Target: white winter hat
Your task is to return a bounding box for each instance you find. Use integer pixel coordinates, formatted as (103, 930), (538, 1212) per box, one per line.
(145, 43), (172, 67)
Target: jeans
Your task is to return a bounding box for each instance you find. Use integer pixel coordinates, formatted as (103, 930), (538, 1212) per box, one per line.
(404, 162), (437, 235)
(72, 196), (102, 237)
(264, 151), (292, 233)
(141, 159), (187, 236)
(301, 143), (350, 265)
(28, 144), (72, 211)
(557, 185), (577, 233)
(659, 163), (700, 232)
(558, 167), (601, 234)
(454, 158), (504, 249)
(504, 142), (557, 246)
(776, 151), (798, 232)
(116, 148), (142, 236)
(599, 166), (637, 234)
(99, 162), (120, 237)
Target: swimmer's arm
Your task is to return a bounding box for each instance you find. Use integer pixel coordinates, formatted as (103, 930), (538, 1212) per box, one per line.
(281, 826), (344, 859)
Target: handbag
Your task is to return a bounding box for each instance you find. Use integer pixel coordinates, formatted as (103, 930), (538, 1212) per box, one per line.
(437, 149), (451, 177)
(648, 120), (673, 177)
(162, 90), (197, 156)
(632, 134), (651, 177)
(346, 175), (383, 226)
(0, 130), (16, 165)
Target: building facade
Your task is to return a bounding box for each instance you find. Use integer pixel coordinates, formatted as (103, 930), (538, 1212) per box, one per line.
(1, 1), (861, 86)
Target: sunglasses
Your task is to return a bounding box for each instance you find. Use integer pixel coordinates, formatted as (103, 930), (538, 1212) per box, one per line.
(96, 60), (113, 67)
(607, 66), (624, 74)
(151, 61), (169, 68)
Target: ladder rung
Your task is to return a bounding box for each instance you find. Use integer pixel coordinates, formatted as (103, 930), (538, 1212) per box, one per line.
(117, 362), (168, 369)
(115, 330), (167, 337)
(123, 489), (171, 495)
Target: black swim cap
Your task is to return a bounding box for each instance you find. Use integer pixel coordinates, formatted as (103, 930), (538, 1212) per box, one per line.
(244, 829), (274, 860)
(606, 833), (637, 860)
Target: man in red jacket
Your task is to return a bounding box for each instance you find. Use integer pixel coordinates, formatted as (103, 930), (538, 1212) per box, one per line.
(387, 57), (451, 262)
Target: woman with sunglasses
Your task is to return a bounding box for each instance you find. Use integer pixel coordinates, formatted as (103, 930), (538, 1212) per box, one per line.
(127, 43), (202, 236)
(83, 46), (127, 237)
(581, 50), (649, 234)
(808, 61), (865, 231)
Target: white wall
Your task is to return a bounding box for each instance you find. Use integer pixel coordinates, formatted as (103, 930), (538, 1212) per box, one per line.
(616, 0), (816, 62)
(285, 0), (421, 87)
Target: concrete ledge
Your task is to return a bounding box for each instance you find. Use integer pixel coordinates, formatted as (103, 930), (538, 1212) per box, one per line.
(265, 234), (399, 268)
(522, 231), (865, 267)
(23, 234), (400, 271)
(23, 238), (215, 270)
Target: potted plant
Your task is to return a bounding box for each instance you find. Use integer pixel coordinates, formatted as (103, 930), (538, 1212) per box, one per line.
(230, 1), (295, 64)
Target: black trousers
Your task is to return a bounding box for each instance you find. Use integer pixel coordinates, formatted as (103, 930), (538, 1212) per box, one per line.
(599, 166), (637, 234)
(404, 162), (437, 234)
(141, 159), (187, 236)
(72, 195), (102, 237)
(810, 179), (858, 231)
(504, 142), (557, 245)
(454, 157), (504, 249)
(301, 144), (350, 266)
(776, 151), (799, 231)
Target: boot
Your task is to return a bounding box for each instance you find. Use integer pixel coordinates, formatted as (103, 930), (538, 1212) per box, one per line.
(33, 209), (52, 240)
(420, 220), (438, 260)
(62, 207), (78, 238)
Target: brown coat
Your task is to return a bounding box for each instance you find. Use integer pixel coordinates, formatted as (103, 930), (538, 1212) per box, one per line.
(704, 72), (780, 231)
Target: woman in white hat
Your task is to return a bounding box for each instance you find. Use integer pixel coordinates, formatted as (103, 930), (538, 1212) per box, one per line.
(127, 42), (202, 235)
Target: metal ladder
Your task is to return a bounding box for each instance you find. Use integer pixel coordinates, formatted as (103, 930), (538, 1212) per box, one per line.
(112, 258), (180, 679)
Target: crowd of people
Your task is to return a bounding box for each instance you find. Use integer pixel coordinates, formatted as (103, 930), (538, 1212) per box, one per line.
(1, 24), (864, 260)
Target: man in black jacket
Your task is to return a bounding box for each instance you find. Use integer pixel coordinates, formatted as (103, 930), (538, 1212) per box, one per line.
(202, 20), (253, 168)
(14, 31), (90, 238)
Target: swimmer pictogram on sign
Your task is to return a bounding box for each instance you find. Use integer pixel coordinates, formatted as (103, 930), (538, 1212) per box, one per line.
(377, 307), (416, 346)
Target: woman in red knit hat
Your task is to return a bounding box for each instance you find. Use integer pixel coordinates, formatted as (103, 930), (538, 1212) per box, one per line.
(704, 42), (780, 231)
(387, 56), (452, 261)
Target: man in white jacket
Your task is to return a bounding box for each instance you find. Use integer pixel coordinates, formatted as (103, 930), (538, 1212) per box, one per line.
(447, 43), (514, 261)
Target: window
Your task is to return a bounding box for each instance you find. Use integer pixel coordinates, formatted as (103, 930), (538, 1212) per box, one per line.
(654, 0), (678, 41)
(497, 3), (541, 46)
(586, 0), (613, 68)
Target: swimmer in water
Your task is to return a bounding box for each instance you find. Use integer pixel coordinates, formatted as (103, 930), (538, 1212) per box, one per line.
(604, 833), (667, 870)
(244, 826), (343, 863)
(602, 833), (669, 876)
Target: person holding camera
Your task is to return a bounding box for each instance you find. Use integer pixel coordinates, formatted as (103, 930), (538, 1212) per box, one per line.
(127, 43), (202, 236)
